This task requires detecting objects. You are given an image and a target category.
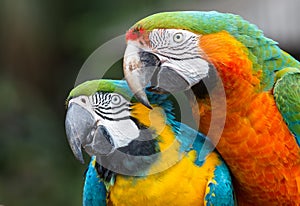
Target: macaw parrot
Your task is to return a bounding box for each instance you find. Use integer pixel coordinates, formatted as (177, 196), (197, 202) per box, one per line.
(65, 79), (234, 206)
(123, 11), (300, 205)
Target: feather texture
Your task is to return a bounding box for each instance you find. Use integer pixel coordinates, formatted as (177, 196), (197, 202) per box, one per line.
(129, 11), (300, 91)
(73, 79), (235, 206)
(125, 11), (300, 205)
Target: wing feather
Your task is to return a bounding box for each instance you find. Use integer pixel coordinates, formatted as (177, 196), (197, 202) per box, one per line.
(273, 67), (300, 146)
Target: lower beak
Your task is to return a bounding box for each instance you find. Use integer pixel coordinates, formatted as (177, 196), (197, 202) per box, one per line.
(65, 103), (95, 164)
(83, 125), (115, 157)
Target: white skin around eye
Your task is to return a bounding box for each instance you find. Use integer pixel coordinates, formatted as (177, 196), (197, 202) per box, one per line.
(69, 94), (142, 149)
(91, 92), (141, 148)
(99, 118), (140, 148)
(149, 29), (201, 59)
(149, 29), (210, 88)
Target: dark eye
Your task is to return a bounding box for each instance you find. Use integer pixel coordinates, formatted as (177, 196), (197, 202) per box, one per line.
(111, 95), (121, 105)
(173, 32), (184, 43)
(81, 98), (86, 104)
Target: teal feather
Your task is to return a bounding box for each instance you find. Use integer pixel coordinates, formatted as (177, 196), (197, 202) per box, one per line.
(83, 156), (107, 206)
(172, 121), (214, 166)
(80, 79), (234, 205)
(205, 159), (235, 206)
(83, 121), (234, 206)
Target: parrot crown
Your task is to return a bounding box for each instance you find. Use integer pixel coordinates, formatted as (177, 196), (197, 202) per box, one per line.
(128, 11), (263, 38)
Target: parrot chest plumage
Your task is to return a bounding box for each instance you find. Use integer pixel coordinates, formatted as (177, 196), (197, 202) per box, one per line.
(108, 151), (220, 206)
(196, 85), (300, 205)
(123, 11), (300, 205)
(66, 89), (233, 206)
(106, 110), (222, 206)
(195, 31), (300, 204)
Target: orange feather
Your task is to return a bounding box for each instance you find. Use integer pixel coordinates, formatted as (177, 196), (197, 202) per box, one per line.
(196, 31), (300, 205)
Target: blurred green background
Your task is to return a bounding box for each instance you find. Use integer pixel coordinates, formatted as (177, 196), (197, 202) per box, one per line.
(0, 0), (299, 205)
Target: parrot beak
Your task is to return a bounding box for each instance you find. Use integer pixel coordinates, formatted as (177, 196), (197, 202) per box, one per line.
(65, 103), (96, 164)
(123, 42), (161, 109)
(124, 41), (195, 107)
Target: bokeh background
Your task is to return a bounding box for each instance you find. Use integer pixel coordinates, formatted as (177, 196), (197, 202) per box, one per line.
(1, 0), (299, 205)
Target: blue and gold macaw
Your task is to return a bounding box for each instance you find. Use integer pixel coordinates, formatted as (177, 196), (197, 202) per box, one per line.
(65, 79), (234, 206)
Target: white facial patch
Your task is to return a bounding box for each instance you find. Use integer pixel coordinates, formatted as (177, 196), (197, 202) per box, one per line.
(164, 57), (210, 87)
(149, 29), (202, 59)
(149, 29), (210, 87)
(98, 118), (140, 148)
(69, 93), (142, 149)
(89, 92), (141, 149)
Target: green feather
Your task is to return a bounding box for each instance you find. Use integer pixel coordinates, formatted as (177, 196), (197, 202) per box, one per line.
(274, 67), (300, 145)
(67, 79), (135, 101)
(67, 79), (173, 115)
(131, 11), (300, 91)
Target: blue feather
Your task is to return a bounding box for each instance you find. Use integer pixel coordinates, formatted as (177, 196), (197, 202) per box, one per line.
(80, 80), (234, 205)
(83, 156), (107, 206)
(205, 158), (235, 206)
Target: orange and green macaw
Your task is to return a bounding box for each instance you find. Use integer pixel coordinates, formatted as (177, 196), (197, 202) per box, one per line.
(65, 79), (234, 205)
(123, 11), (300, 205)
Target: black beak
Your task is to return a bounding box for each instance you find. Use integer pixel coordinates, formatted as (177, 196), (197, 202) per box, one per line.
(65, 102), (117, 163)
(65, 103), (95, 164)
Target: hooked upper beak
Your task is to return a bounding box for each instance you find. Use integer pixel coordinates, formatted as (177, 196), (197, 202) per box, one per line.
(123, 42), (161, 109)
(65, 103), (95, 164)
(65, 101), (116, 164)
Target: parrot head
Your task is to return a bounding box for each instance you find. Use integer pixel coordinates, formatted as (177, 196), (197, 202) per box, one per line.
(65, 80), (133, 163)
(124, 23), (210, 99)
(65, 79), (176, 175)
(123, 11), (282, 105)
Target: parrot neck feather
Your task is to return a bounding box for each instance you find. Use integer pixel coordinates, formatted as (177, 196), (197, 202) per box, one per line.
(194, 88), (300, 204)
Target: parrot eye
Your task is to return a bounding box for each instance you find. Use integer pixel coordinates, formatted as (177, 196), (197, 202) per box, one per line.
(111, 95), (121, 105)
(173, 32), (184, 43)
(81, 98), (86, 104)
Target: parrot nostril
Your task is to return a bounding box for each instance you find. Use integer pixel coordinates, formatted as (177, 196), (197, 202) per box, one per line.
(81, 98), (86, 104)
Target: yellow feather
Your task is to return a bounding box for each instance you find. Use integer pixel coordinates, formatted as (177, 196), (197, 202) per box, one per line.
(107, 103), (221, 205)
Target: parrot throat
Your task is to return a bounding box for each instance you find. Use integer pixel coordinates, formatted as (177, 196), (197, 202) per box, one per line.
(93, 118), (159, 183)
(191, 64), (218, 99)
(93, 103), (178, 184)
